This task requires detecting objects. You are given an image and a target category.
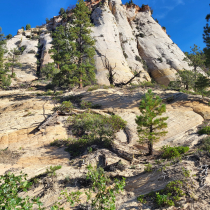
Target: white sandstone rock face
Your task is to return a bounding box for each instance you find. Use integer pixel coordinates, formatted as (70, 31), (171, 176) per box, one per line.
(110, 1), (151, 82)
(5, 34), (38, 82)
(4, 30), (54, 83)
(10, 0), (205, 86)
(91, 4), (150, 85)
(130, 8), (192, 85)
(90, 0), (195, 85)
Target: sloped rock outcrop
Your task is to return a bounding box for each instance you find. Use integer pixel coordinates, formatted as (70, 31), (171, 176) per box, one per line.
(5, 34), (38, 83)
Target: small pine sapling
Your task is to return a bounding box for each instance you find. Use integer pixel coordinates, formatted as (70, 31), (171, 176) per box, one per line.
(135, 89), (168, 155)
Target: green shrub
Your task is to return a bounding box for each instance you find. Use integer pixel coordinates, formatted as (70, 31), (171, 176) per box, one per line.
(144, 163), (153, 172)
(86, 165), (126, 209)
(155, 19), (159, 23)
(139, 33), (145, 38)
(28, 50), (36, 54)
(140, 81), (155, 88)
(52, 165), (125, 209)
(1, 75), (11, 87)
(182, 167), (190, 178)
(41, 63), (60, 80)
(14, 45), (27, 55)
(65, 137), (98, 157)
(31, 35), (40, 40)
(6, 34), (13, 40)
(155, 180), (185, 207)
(123, 51), (128, 58)
(137, 195), (146, 203)
(80, 100), (92, 109)
(161, 145), (189, 159)
(46, 165), (62, 176)
(80, 100), (101, 109)
(70, 113), (127, 142)
(55, 101), (74, 113)
(135, 55), (142, 62)
(0, 172), (43, 209)
(11, 72), (16, 78)
(198, 126), (210, 135)
(156, 193), (173, 207)
(199, 136), (210, 151)
(87, 85), (99, 91)
(157, 57), (163, 63)
(26, 24), (31, 30)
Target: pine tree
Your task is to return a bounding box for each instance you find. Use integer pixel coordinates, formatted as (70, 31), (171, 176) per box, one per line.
(5, 48), (22, 77)
(0, 27), (5, 69)
(177, 70), (195, 90)
(135, 89), (168, 155)
(69, 0), (96, 88)
(203, 8), (210, 67)
(195, 75), (209, 99)
(6, 34), (12, 40)
(49, 25), (67, 70)
(184, 44), (206, 88)
(0, 27), (7, 81)
(59, 8), (65, 16)
(51, 0), (96, 88)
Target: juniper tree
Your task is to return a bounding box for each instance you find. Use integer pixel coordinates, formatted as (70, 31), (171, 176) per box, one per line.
(135, 89), (168, 155)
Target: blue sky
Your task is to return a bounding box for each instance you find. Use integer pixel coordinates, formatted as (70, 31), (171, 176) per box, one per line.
(0, 0), (209, 52)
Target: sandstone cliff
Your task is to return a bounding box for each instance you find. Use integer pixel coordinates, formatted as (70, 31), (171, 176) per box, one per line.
(5, 0), (198, 86)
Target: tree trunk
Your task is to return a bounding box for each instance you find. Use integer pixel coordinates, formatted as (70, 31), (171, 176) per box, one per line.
(12, 54), (14, 75)
(79, 74), (83, 88)
(148, 125), (153, 155)
(148, 141), (153, 156)
(57, 46), (60, 70)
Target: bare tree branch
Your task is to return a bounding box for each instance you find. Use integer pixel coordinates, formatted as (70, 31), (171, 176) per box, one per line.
(100, 54), (142, 87)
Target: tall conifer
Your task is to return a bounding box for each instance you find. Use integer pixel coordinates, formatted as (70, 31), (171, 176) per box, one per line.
(70, 0), (96, 88)
(51, 0), (96, 88)
(0, 27), (7, 80)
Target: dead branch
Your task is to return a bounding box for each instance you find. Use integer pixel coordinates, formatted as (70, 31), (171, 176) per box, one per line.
(100, 54), (142, 87)
(39, 111), (58, 131)
(115, 68), (142, 87)
(42, 100), (48, 120)
(199, 165), (209, 188)
(111, 143), (133, 161)
(101, 54), (116, 85)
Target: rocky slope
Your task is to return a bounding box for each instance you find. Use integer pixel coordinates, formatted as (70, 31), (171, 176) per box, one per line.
(1, 79), (210, 209)
(4, 0), (198, 86)
(1, 1), (210, 209)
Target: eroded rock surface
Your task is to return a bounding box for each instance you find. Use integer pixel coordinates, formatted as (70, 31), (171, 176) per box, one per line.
(8, 0), (204, 87)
